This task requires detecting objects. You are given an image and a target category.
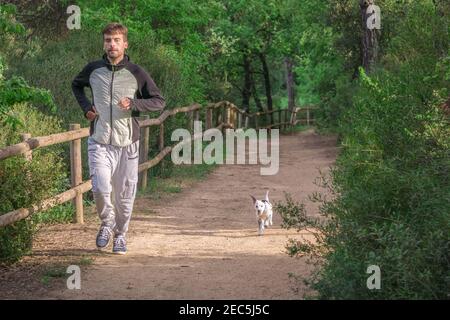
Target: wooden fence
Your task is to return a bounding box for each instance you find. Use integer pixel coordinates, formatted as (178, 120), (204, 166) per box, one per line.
(0, 102), (315, 227)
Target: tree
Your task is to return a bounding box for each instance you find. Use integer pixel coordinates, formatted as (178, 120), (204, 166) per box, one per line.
(360, 0), (380, 73)
(0, 4), (56, 129)
(209, 0), (282, 121)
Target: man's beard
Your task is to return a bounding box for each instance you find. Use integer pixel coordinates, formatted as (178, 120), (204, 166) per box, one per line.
(107, 50), (120, 58)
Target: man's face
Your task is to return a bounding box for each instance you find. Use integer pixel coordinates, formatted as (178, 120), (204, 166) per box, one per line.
(103, 33), (128, 61)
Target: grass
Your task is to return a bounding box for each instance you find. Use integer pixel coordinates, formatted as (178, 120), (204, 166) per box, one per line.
(77, 256), (94, 266)
(138, 161), (216, 200)
(32, 203), (74, 225)
(170, 161), (217, 180)
(281, 124), (313, 134)
(164, 185), (182, 193)
(40, 265), (67, 286)
(40, 256), (93, 286)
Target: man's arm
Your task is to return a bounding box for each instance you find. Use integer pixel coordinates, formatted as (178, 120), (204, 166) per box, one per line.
(130, 69), (166, 112)
(72, 63), (95, 118)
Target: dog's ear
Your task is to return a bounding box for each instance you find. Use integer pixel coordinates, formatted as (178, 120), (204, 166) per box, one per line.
(250, 195), (257, 204)
(265, 190), (269, 201)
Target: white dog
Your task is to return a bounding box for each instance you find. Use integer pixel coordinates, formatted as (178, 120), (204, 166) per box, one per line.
(250, 190), (273, 235)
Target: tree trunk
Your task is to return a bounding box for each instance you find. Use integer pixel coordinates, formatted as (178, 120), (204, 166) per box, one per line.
(285, 57), (296, 113)
(360, 0), (380, 74)
(242, 54), (252, 113)
(250, 72), (264, 112)
(259, 52), (273, 124)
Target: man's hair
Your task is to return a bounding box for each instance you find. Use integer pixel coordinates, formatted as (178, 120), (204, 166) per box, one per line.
(102, 23), (128, 41)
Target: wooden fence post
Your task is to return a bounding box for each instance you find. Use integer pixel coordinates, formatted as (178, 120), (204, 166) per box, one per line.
(278, 109), (282, 129)
(280, 110), (284, 130)
(217, 104), (223, 127)
(238, 112), (242, 129)
(158, 120), (165, 172)
(20, 133), (32, 161)
(229, 107), (233, 128)
(255, 113), (259, 130)
(69, 124), (84, 224)
(224, 104), (229, 124)
(187, 111), (193, 134)
(20, 133), (33, 197)
(139, 115), (150, 190)
(159, 123), (165, 151)
(284, 109), (288, 128)
(191, 109), (200, 147)
(222, 104), (229, 134)
(206, 108), (213, 129)
(290, 107), (298, 126)
(194, 109), (200, 127)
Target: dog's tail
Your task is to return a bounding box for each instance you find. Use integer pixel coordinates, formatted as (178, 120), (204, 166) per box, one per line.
(265, 190), (269, 202)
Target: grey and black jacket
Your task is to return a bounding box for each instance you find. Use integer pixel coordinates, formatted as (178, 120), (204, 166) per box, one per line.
(72, 54), (165, 147)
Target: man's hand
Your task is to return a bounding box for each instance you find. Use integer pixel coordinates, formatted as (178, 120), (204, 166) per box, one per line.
(86, 106), (98, 121)
(118, 97), (132, 110)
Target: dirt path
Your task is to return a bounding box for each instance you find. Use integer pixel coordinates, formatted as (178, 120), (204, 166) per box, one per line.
(1, 129), (338, 299)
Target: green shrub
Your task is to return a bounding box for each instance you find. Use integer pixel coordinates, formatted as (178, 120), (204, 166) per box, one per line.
(276, 65), (449, 299)
(0, 103), (68, 264)
(276, 2), (449, 298)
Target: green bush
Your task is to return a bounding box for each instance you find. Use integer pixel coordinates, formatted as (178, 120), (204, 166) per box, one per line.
(0, 103), (68, 264)
(276, 1), (449, 299)
(276, 65), (449, 299)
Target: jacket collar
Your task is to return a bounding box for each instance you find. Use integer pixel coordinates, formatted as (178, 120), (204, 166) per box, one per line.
(102, 53), (130, 71)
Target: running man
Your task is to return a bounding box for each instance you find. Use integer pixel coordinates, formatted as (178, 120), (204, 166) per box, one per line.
(72, 23), (165, 254)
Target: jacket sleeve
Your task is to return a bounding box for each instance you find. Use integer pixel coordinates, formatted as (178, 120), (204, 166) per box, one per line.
(131, 69), (166, 112)
(72, 63), (94, 117)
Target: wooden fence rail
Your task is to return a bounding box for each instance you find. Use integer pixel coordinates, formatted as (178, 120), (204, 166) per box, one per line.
(0, 101), (315, 227)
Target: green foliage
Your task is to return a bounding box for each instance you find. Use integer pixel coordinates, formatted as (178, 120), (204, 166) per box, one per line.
(75, 0), (215, 104)
(276, 0), (449, 299)
(271, 0), (349, 126)
(40, 265), (67, 286)
(0, 4), (25, 36)
(319, 68), (448, 299)
(0, 103), (67, 264)
(0, 70), (57, 129)
(0, 0), (448, 299)
(0, 4), (56, 129)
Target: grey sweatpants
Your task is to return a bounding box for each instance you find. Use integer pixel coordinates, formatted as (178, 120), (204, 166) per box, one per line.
(87, 136), (139, 236)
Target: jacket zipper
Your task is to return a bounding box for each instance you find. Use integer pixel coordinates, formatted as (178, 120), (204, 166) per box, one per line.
(110, 65), (115, 145)
(93, 117), (98, 134)
(90, 88), (97, 135)
(128, 119), (132, 142)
